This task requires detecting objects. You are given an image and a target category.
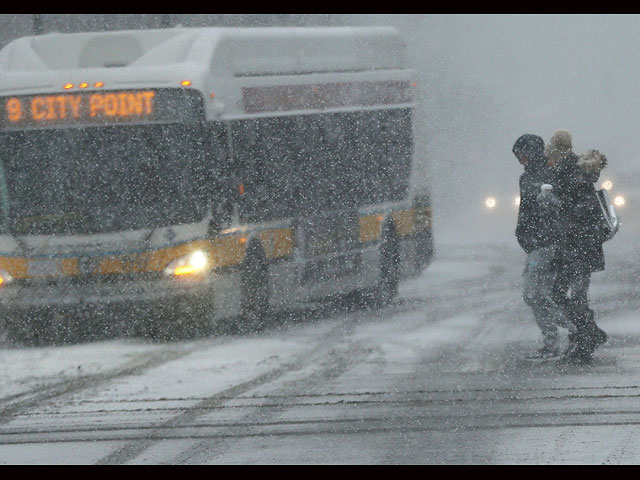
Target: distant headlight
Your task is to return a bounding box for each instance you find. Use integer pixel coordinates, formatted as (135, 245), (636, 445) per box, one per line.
(614, 195), (625, 207)
(163, 250), (210, 277)
(514, 196), (521, 207)
(485, 197), (497, 209)
(602, 180), (613, 191)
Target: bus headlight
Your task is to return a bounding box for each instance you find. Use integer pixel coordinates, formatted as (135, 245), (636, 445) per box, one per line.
(485, 196), (497, 209)
(614, 195), (625, 207)
(0, 269), (13, 286)
(163, 250), (210, 277)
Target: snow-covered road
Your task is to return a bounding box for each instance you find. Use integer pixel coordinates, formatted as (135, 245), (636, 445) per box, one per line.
(0, 215), (638, 464)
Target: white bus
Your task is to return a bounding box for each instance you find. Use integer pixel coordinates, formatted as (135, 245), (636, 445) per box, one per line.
(0, 26), (434, 343)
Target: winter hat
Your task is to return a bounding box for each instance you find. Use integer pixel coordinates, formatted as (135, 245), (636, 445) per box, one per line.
(577, 149), (607, 174)
(545, 129), (572, 162)
(512, 134), (545, 159)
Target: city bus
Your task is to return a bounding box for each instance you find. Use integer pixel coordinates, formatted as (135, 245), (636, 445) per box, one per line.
(0, 26), (434, 343)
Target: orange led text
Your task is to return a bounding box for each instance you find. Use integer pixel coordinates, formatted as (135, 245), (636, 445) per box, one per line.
(5, 90), (156, 124)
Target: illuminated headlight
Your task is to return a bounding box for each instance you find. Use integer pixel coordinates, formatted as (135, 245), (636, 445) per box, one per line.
(602, 180), (613, 191)
(485, 197), (497, 209)
(514, 196), (521, 206)
(0, 269), (13, 286)
(614, 195), (625, 207)
(163, 250), (210, 277)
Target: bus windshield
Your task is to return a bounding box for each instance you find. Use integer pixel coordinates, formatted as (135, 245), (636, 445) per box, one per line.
(0, 123), (212, 235)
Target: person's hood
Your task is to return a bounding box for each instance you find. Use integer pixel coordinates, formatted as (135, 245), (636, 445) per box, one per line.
(512, 133), (546, 173)
(577, 149), (607, 174)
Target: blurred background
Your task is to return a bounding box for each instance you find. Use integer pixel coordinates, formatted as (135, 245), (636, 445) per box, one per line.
(0, 14), (636, 246)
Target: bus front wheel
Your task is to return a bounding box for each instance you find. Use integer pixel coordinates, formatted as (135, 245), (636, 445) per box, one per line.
(375, 230), (400, 306)
(239, 244), (270, 334)
(355, 228), (399, 309)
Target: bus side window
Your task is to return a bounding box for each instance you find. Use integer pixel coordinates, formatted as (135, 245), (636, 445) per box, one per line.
(231, 117), (289, 223)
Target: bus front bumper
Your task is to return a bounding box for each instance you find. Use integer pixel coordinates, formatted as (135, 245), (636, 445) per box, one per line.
(0, 274), (216, 323)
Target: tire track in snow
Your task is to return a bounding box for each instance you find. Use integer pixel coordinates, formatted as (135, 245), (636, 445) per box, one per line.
(0, 341), (225, 426)
(96, 263), (510, 464)
(96, 314), (372, 464)
(7, 400), (640, 446)
(99, 259), (514, 463)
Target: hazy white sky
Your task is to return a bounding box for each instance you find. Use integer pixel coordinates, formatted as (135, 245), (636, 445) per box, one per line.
(347, 14), (640, 219)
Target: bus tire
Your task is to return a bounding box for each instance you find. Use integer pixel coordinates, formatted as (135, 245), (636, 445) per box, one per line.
(416, 229), (434, 269)
(373, 227), (400, 307)
(239, 243), (270, 334)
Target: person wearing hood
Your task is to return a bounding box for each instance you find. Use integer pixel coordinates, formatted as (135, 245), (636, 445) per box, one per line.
(545, 130), (608, 365)
(513, 133), (574, 360)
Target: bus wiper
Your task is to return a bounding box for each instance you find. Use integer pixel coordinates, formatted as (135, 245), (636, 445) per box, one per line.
(15, 211), (89, 234)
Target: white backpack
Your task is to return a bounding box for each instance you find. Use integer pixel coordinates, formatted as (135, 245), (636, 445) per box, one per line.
(595, 188), (620, 241)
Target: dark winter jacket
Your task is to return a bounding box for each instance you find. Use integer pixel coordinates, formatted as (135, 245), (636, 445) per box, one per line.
(514, 134), (561, 253)
(553, 150), (606, 274)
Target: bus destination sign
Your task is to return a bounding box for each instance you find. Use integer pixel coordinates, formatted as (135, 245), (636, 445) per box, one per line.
(0, 89), (204, 129)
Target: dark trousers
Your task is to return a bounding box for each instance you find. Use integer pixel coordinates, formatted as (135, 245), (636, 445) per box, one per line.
(552, 265), (602, 349)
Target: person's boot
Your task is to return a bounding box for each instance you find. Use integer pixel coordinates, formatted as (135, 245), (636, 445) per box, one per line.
(559, 339), (593, 365)
(592, 324), (608, 348)
(583, 310), (607, 352)
(560, 312), (605, 365)
(561, 329), (578, 358)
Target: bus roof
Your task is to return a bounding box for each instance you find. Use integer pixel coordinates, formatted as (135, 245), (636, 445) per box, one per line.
(0, 26), (408, 75)
(0, 27), (414, 120)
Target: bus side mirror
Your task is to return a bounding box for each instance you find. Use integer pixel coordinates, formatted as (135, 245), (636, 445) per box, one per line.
(207, 177), (239, 236)
(207, 216), (220, 237)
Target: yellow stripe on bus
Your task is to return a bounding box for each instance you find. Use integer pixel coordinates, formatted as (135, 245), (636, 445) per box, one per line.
(208, 235), (248, 268)
(0, 236), (251, 279)
(359, 214), (383, 244)
(143, 239), (211, 272)
(0, 256), (83, 278)
(259, 228), (293, 259)
(101, 236), (249, 273)
(99, 255), (146, 274)
(391, 210), (416, 237)
(0, 257), (28, 278)
(98, 237), (249, 274)
(60, 258), (77, 276)
(3, 215), (427, 279)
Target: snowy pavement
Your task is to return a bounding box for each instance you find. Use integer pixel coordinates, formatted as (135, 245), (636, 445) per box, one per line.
(0, 213), (638, 464)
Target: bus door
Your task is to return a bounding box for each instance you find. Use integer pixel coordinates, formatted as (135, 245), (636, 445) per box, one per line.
(296, 209), (362, 287)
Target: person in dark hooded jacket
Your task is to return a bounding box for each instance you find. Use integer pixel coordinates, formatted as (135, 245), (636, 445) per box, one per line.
(545, 130), (608, 365)
(513, 134), (574, 359)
